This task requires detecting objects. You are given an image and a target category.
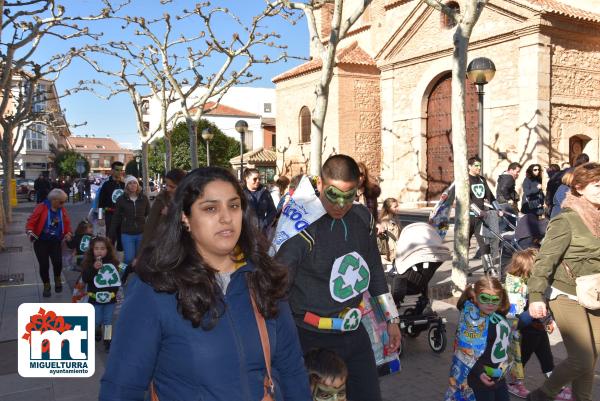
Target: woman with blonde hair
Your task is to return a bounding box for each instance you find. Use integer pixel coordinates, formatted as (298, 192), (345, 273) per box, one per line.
(527, 162), (600, 401)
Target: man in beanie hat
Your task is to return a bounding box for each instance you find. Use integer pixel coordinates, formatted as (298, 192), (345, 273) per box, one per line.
(109, 175), (150, 269)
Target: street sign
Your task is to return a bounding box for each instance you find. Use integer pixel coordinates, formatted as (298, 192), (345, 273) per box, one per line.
(75, 160), (86, 175)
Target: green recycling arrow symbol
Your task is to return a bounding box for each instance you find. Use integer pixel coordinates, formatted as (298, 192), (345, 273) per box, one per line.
(330, 252), (370, 302)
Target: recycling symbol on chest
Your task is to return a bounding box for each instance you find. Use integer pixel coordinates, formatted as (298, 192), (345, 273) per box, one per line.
(112, 188), (124, 203)
(329, 252), (370, 302)
(79, 235), (91, 252)
(471, 183), (485, 199)
(94, 263), (122, 288)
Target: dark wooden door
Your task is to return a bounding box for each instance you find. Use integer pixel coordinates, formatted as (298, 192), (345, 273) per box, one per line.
(426, 74), (479, 200)
(569, 136), (587, 166)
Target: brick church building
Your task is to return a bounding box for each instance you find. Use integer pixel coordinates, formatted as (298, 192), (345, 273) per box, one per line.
(273, 0), (600, 203)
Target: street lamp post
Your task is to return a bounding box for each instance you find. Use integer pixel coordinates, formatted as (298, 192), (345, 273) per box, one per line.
(135, 155), (141, 178)
(466, 57), (496, 169)
(201, 128), (215, 166)
(235, 120), (248, 180)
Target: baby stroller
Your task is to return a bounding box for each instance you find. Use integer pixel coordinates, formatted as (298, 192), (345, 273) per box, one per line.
(388, 222), (452, 355)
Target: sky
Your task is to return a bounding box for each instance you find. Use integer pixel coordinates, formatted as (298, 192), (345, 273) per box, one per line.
(28, 0), (309, 149)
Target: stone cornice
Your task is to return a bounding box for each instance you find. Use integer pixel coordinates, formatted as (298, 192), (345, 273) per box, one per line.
(379, 26), (542, 71)
(552, 97), (600, 108)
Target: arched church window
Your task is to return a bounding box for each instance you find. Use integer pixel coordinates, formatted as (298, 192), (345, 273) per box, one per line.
(299, 106), (311, 143)
(440, 1), (460, 29)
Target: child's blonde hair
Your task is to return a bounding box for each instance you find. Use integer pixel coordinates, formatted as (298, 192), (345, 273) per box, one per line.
(457, 276), (510, 315)
(506, 248), (538, 279)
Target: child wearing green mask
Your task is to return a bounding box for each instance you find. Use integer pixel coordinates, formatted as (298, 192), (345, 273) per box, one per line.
(305, 349), (348, 401)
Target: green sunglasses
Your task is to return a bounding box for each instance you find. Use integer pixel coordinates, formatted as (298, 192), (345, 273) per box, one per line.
(478, 293), (501, 305)
(324, 185), (357, 208)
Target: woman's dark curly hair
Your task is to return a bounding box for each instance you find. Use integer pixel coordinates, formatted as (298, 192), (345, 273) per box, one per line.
(525, 164), (543, 183)
(136, 167), (288, 329)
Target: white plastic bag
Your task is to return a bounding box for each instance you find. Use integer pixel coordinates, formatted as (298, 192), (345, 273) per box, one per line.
(269, 176), (326, 255)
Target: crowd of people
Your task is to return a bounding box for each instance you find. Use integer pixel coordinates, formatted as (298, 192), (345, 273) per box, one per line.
(23, 153), (600, 401)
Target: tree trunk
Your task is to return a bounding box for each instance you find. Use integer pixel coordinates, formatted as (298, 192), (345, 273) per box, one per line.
(450, 28), (470, 295)
(0, 193), (5, 251)
(310, 84), (330, 176)
(141, 141), (150, 196)
(310, 44), (336, 176)
(1, 141), (13, 223)
(186, 117), (198, 169)
(165, 137), (172, 173)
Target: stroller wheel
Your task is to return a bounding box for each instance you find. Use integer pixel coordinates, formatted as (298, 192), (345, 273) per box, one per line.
(428, 325), (447, 353)
(402, 309), (420, 337)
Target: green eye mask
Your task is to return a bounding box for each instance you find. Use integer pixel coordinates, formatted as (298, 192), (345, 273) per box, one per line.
(324, 186), (357, 208)
(478, 293), (501, 305)
(313, 383), (347, 401)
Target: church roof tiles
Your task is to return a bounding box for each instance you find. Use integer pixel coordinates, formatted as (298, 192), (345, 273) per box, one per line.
(526, 0), (600, 23)
(272, 42), (376, 83)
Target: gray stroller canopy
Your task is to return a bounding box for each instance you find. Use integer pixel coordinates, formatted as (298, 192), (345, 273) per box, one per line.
(395, 222), (452, 275)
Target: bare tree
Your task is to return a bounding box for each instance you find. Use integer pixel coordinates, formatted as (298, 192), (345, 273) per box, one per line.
(422, 0), (489, 294)
(0, 0), (119, 225)
(281, 0), (372, 175)
(78, 45), (165, 195)
(164, 2), (290, 169)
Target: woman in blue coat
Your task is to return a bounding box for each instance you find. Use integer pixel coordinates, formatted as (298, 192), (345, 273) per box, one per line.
(100, 167), (312, 401)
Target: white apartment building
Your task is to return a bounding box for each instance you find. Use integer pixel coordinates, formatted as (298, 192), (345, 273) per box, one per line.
(11, 79), (71, 179)
(142, 86), (276, 151)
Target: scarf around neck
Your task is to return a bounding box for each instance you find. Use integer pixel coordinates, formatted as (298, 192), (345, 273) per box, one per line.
(561, 192), (600, 238)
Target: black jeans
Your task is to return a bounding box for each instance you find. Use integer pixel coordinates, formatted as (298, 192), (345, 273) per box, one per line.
(469, 215), (491, 255)
(105, 213), (123, 251)
(521, 327), (554, 374)
(33, 239), (62, 284)
(468, 379), (509, 401)
(297, 325), (381, 401)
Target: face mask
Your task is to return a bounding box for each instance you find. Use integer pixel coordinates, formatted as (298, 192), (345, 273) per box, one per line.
(313, 382), (347, 401)
(324, 185), (357, 208)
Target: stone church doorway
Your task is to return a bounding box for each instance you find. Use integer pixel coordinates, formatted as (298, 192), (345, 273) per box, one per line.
(426, 73), (479, 200)
(569, 135), (590, 166)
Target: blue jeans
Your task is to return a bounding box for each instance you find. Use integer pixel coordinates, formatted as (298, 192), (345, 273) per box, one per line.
(121, 233), (142, 266)
(94, 302), (116, 327)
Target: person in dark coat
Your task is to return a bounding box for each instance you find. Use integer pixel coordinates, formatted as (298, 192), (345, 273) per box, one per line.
(141, 168), (187, 249)
(496, 162), (521, 232)
(521, 164), (545, 217)
(34, 174), (52, 203)
(109, 175), (150, 267)
(98, 161), (125, 250)
(545, 154), (589, 216)
(496, 162), (521, 207)
(242, 168), (277, 235)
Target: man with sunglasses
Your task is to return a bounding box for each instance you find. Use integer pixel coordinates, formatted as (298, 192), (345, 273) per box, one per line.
(276, 155), (400, 401)
(467, 156), (502, 276)
(97, 161), (125, 251)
